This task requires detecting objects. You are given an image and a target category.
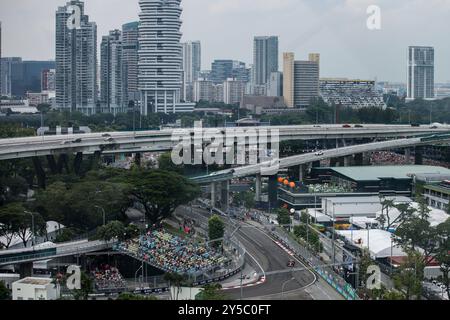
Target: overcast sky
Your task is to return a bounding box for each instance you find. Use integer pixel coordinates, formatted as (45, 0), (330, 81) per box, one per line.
(1, 0), (450, 83)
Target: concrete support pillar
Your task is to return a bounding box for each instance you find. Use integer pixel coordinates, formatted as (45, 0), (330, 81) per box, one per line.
(210, 182), (216, 208)
(363, 152), (372, 165)
(134, 153), (141, 167)
(344, 156), (352, 167)
(73, 152), (83, 176)
(298, 164), (307, 182)
(19, 262), (33, 278)
(221, 180), (230, 212)
(405, 148), (411, 164)
(354, 153), (363, 166)
(255, 174), (262, 202)
(32, 156), (46, 189)
(330, 158), (339, 167)
(268, 175), (278, 209)
(415, 146), (423, 165)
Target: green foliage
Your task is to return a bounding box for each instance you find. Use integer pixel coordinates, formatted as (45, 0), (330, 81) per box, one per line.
(71, 271), (93, 301)
(96, 221), (126, 242)
(208, 215), (225, 248)
(232, 191), (255, 209)
(120, 169), (200, 225)
(196, 283), (229, 300)
(393, 250), (425, 300)
(0, 123), (35, 138)
(54, 228), (76, 243)
(0, 203), (46, 247)
(158, 152), (184, 174)
(116, 293), (158, 300)
(0, 281), (11, 300)
(277, 208), (291, 226)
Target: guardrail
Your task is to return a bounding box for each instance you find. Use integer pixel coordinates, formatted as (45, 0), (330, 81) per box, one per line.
(254, 213), (359, 300)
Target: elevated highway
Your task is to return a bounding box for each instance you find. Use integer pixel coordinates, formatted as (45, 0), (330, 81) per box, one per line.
(0, 124), (449, 161)
(191, 133), (450, 184)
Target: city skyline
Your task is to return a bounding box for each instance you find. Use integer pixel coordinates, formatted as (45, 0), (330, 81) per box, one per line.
(1, 0), (450, 83)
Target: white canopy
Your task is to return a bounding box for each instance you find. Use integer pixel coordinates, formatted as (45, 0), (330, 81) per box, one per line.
(337, 229), (407, 259)
(376, 202), (450, 228)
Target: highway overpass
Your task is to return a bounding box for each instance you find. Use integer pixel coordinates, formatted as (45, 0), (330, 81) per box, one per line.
(191, 133), (450, 184)
(0, 124), (449, 161)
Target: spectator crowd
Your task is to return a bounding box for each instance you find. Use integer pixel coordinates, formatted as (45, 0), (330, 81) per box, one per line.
(92, 264), (126, 291)
(115, 229), (228, 275)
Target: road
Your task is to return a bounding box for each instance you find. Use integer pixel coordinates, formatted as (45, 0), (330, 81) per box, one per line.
(184, 207), (343, 300)
(1, 124), (449, 161)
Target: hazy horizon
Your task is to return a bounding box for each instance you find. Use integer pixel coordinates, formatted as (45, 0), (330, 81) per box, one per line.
(1, 0), (450, 83)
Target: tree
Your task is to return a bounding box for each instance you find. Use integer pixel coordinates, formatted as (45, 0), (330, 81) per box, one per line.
(158, 152), (184, 174)
(0, 202), (45, 247)
(123, 170), (200, 225)
(277, 208), (291, 228)
(35, 182), (69, 230)
(208, 215), (225, 248)
(435, 218), (450, 299)
(196, 283), (228, 300)
(233, 191), (255, 209)
(116, 293), (158, 300)
(96, 221), (126, 242)
(164, 273), (189, 300)
(71, 271), (93, 300)
(393, 250), (425, 300)
(0, 281), (11, 300)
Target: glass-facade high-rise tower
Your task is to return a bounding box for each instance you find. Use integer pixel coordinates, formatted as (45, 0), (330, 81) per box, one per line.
(253, 36), (279, 86)
(55, 0), (97, 115)
(407, 46), (435, 100)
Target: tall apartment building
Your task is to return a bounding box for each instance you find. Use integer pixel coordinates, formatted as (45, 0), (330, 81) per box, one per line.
(100, 30), (123, 115)
(0, 58), (23, 97)
(223, 78), (246, 105)
(42, 69), (56, 92)
(283, 53), (295, 107)
(253, 36), (278, 86)
(138, 0), (193, 114)
(0, 22), (2, 97)
(55, 0), (97, 115)
(121, 21), (139, 108)
(211, 60), (249, 84)
(407, 46), (435, 100)
(193, 79), (213, 102)
(268, 71), (283, 97)
(182, 41), (201, 102)
(283, 52), (319, 108)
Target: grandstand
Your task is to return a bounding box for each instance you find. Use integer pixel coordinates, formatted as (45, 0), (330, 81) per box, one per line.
(319, 78), (386, 109)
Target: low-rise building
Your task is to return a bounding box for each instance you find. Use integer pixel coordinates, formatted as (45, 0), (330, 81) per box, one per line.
(12, 277), (60, 300)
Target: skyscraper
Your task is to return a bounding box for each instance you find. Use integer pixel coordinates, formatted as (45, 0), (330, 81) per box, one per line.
(0, 57), (23, 97)
(42, 69), (56, 92)
(55, 1), (97, 115)
(121, 22), (139, 108)
(182, 41), (201, 100)
(407, 46), (435, 100)
(139, 0), (193, 114)
(283, 52), (295, 107)
(101, 30), (123, 115)
(268, 71), (283, 97)
(283, 52), (319, 108)
(0, 22), (2, 97)
(211, 60), (248, 84)
(293, 60), (319, 107)
(253, 36), (279, 86)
